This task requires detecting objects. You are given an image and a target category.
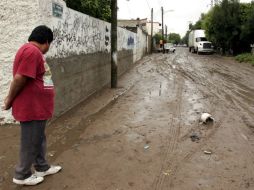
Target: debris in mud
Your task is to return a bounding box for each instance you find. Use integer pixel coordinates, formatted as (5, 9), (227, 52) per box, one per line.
(190, 133), (200, 142)
(144, 145), (150, 150)
(241, 134), (248, 141)
(204, 150), (212, 155)
(163, 170), (171, 176)
(128, 182), (135, 187)
(195, 110), (201, 114)
(48, 151), (56, 157)
(200, 113), (214, 124)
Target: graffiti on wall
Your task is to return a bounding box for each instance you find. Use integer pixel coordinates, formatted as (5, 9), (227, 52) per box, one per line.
(47, 0), (146, 58)
(127, 36), (134, 46)
(50, 6), (110, 57)
(117, 28), (136, 51)
(104, 26), (110, 52)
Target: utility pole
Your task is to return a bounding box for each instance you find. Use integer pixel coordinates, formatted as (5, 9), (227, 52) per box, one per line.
(151, 8), (153, 53)
(111, 0), (117, 88)
(161, 7), (165, 54)
(165, 25), (167, 42)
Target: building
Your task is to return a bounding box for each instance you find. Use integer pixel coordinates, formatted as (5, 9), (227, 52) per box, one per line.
(145, 21), (161, 35)
(118, 18), (161, 35)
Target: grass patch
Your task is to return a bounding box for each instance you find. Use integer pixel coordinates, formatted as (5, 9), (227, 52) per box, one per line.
(235, 53), (254, 65)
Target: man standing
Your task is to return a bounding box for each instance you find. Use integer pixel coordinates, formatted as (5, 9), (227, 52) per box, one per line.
(3, 25), (61, 186)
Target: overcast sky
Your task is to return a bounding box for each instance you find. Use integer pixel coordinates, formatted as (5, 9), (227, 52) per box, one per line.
(118, 0), (252, 37)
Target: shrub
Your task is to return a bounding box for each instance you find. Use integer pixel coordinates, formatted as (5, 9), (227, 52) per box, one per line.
(235, 53), (254, 65)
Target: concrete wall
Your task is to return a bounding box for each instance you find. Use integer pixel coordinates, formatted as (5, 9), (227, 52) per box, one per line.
(0, 0), (43, 123)
(136, 29), (148, 61)
(0, 0), (147, 124)
(47, 50), (133, 117)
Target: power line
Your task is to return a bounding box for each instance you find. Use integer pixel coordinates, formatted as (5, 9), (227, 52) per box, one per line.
(156, 0), (161, 7)
(145, 0), (151, 10)
(126, 2), (132, 18)
(124, 0), (150, 19)
(139, 0), (152, 19)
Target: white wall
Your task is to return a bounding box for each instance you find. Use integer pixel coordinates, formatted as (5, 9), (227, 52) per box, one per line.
(0, 0), (43, 124)
(42, 0), (138, 58)
(136, 28), (148, 61)
(0, 0), (147, 125)
(146, 22), (161, 35)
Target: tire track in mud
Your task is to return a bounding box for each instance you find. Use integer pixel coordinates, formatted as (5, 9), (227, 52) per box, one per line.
(122, 53), (185, 190)
(151, 52), (209, 189)
(190, 54), (254, 127)
(151, 51), (227, 189)
(152, 52), (222, 189)
(179, 52), (250, 130)
(168, 52), (224, 188)
(177, 50), (254, 189)
(151, 49), (254, 189)
(175, 52), (235, 190)
(178, 52), (254, 119)
(230, 121), (254, 189)
(151, 54), (184, 190)
(208, 65), (254, 114)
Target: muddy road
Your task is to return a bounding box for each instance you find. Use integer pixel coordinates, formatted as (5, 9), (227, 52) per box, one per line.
(1, 47), (254, 190)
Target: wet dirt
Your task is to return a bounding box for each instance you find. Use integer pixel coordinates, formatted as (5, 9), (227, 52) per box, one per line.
(0, 47), (254, 190)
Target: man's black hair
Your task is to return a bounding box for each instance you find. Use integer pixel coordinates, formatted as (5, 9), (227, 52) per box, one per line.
(28, 25), (53, 44)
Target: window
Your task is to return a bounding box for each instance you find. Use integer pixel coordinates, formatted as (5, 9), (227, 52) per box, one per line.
(196, 37), (207, 42)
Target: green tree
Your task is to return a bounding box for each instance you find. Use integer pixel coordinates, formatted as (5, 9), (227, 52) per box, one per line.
(185, 14), (207, 46)
(154, 33), (162, 44)
(185, 0), (254, 54)
(202, 0), (254, 54)
(168, 33), (181, 44)
(181, 30), (191, 45)
(192, 13), (206, 30)
(239, 2), (254, 51)
(65, 0), (111, 22)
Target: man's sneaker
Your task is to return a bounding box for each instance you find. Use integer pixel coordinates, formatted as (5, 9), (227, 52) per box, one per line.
(35, 165), (62, 177)
(13, 174), (44, 185)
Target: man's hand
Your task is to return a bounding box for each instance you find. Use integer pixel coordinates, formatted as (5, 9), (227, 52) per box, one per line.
(3, 96), (12, 110)
(2, 74), (28, 111)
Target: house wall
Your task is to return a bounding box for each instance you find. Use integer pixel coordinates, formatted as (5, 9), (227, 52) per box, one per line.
(136, 29), (148, 61)
(146, 22), (161, 35)
(0, 0), (147, 124)
(0, 0), (42, 124)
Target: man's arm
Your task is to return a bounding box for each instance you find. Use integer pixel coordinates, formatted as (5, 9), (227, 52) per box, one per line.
(3, 74), (28, 110)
